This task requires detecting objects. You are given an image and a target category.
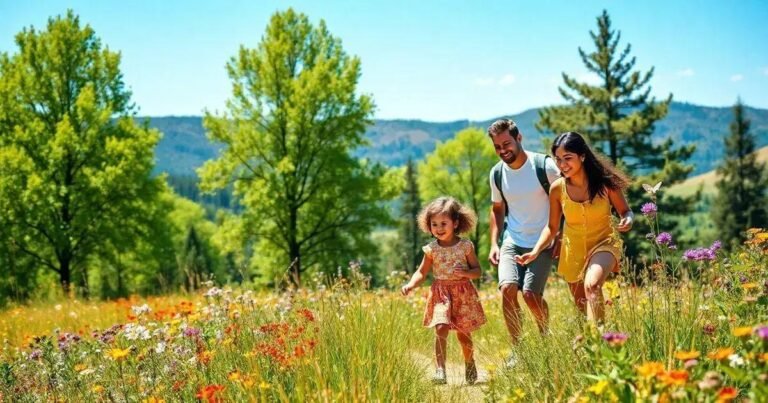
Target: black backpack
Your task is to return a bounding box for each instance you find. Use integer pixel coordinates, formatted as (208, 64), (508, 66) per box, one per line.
(492, 153), (556, 246)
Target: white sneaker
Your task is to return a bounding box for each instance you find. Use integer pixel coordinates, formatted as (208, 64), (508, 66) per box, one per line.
(432, 368), (447, 385)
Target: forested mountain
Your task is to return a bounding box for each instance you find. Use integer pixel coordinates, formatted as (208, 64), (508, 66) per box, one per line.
(146, 102), (768, 177)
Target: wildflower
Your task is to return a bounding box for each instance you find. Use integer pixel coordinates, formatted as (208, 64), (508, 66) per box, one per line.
(684, 359), (698, 369)
(74, 364), (87, 373)
(636, 361), (665, 378)
(717, 386), (738, 401)
(755, 325), (768, 340)
(258, 381), (271, 390)
(143, 398), (165, 403)
(674, 350), (700, 360)
(742, 282), (758, 290)
(587, 380), (609, 395)
(656, 232), (673, 246)
(703, 323), (716, 336)
(601, 332), (628, 347)
(707, 348), (735, 361)
(183, 327), (201, 338)
(227, 370), (241, 381)
(731, 326), (752, 338)
(697, 371), (722, 390)
(131, 304), (152, 316)
(107, 348), (130, 361)
(196, 384), (225, 403)
(710, 240), (722, 251)
(659, 370), (689, 386)
(727, 354), (744, 367)
(92, 385), (105, 393)
(640, 202), (657, 216)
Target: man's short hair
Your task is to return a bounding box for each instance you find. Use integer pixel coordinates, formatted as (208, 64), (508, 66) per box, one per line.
(487, 119), (520, 139)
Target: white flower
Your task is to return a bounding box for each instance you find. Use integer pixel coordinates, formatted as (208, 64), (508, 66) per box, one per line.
(728, 354), (745, 367)
(155, 342), (166, 354)
(131, 304), (152, 316)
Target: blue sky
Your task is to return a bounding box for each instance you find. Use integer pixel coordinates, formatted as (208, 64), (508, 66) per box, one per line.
(2, 0), (767, 121)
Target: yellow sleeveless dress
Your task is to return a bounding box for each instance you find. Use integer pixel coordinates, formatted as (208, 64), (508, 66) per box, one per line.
(557, 178), (623, 283)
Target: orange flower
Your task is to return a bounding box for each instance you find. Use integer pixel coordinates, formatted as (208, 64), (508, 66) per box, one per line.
(731, 327), (752, 338)
(716, 386), (738, 402)
(143, 397), (165, 403)
(741, 282), (759, 290)
(196, 384), (225, 403)
(659, 370), (688, 386)
(198, 350), (213, 365)
(636, 361), (665, 378)
(674, 350), (700, 360)
(707, 348), (735, 361)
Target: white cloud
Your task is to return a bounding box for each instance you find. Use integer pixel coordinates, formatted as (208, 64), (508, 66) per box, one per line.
(730, 74), (744, 82)
(498, 74), (516, 86)
(676, 68), (695, 77)
(472, 77), (494, 87)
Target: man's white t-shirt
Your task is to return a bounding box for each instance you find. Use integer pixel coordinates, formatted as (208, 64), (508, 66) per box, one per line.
(489, 151), (560, 248)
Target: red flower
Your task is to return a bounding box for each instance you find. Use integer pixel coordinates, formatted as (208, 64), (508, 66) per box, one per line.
(196, 384), (225, 402)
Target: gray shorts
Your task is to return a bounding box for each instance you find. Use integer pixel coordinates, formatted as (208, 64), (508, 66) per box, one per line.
(498, 241), (553, 295)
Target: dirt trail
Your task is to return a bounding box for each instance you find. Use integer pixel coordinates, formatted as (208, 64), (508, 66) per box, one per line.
(410, 351), (492, 402)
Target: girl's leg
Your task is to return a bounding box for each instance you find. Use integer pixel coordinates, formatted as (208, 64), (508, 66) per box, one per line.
(456, 330), (478, 384)
(435, 324), (450, 370)
(583, 252), (616, 324)
(456, 330), (474, 363)
(568, 281), (587, 315)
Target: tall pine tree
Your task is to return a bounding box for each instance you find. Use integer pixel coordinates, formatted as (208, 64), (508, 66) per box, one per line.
(712, 100), (768, 248)
(536, 10), (697, 265)
(398, 158), (424, 273)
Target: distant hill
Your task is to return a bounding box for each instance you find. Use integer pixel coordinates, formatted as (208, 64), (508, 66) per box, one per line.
(144, 102), (768, 177)
(668, 145), (768, 197)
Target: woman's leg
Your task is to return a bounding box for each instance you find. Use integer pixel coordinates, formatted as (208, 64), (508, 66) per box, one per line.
(435, 324), (450, 370)
(456, 330), (474, 363)
(568, 281), (587, 315)
(583, 252), (616, 323)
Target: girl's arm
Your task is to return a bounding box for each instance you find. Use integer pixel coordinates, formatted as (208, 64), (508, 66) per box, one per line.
(608, 187), (634, 232)
(401, 253), (433, 295)
(516, 180), (563, 265)
(456, 242), (482, 280)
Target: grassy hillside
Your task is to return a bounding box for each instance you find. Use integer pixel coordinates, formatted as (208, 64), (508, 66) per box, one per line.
(668, 145), (768, 197)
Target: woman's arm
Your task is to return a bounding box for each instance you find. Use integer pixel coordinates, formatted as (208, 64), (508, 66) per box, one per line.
(516, 180), (563, 265)
(402, 253), (433, 295)
(608, 187), (634, 232)
(456, 242), (482, 280)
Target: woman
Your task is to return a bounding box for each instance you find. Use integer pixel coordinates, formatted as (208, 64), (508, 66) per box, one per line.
(516, 132), (634, 323)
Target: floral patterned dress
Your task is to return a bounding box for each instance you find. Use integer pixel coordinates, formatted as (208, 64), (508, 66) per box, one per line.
(422, 238), (487, 333)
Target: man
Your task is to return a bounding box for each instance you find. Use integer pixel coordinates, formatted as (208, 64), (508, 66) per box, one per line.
(487, 118), (560, 367)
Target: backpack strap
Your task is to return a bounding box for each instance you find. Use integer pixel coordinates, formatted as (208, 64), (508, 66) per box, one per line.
(492, 161), (508, 216)
(533, 153), (552, 195)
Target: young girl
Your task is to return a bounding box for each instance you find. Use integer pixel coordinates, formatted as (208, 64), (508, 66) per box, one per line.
(401, 196), (487, 385)
(516, 132), (634, 324)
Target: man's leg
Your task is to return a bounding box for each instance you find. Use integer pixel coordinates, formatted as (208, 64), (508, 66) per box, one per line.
(522, 248), (553, 335)
(498, 241), (524, 345)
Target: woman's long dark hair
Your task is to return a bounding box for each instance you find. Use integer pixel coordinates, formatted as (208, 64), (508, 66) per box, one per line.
(551, 131), (630, 202)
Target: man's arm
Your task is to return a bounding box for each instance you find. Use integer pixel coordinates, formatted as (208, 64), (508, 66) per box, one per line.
(488, 201), (505, 265)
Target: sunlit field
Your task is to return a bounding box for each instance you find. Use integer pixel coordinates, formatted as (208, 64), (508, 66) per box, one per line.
(0, 230), (766, 402)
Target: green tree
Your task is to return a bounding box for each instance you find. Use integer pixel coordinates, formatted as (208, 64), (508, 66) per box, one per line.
(399, 158), (426, 273)
(418, 128), (497, 259)
(535, 10), (696, 265)
(198, 9), (393, 286)
(712, 100), (768, 248)
(0, 11), (162, 294)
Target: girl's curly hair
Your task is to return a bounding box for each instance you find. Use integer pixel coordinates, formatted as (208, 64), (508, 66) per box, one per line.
(417, 196), (477, 236)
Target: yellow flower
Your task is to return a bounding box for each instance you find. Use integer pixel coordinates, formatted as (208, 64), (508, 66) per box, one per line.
(756, 232), (768, 240)
(91, 385), (104, 393)
(258, 381), (271, 390)
(227, 370), (241, 382)
(741, 283), (759, 290)
(707, 348), (735, 361)
(107, 348), (131, 361)
(73, 364), (87, 372)
(587, 380), (609, 395)
(143, 398), (166, 403)
(732, 327), (752, 338)
(674, 350), (700, 360)
(513, 388), (526, 398)
(636, 361), (665, 378)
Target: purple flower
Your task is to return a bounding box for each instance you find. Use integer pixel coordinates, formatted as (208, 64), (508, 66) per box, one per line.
(602, 332), (629, 346)
(711, 240), (722, 251)
(183, 327), (201, 338)
(756, 326), (768, 340)
(656, 232), (673, 246)
(640, 202), (658, 216)
(683, 247), (718, 261)
(29, 349), (42, 360)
